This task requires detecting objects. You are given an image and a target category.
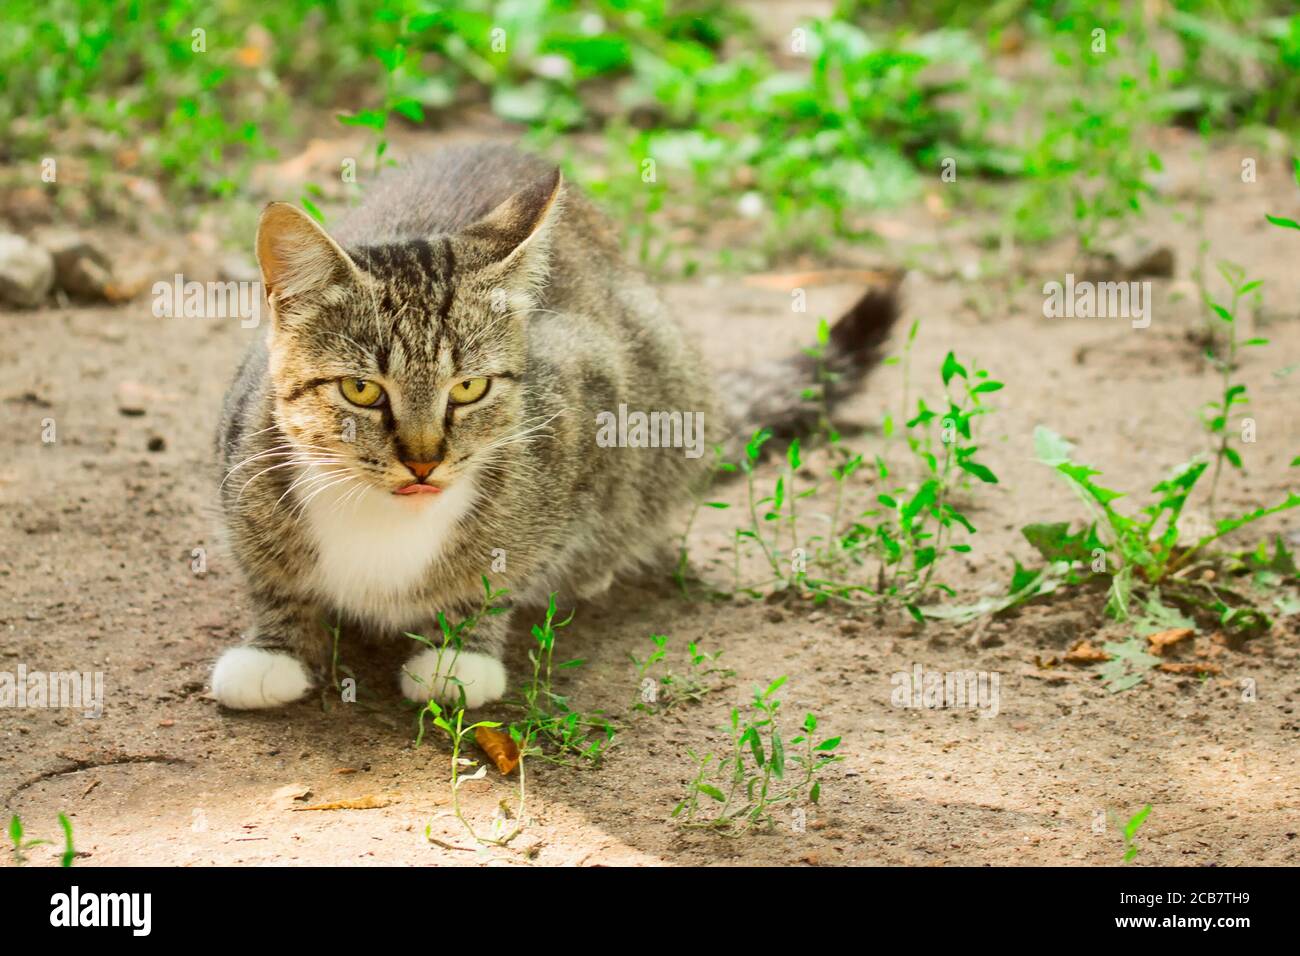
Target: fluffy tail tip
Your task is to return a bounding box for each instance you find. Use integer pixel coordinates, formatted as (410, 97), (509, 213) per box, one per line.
(827, 269), (904, 366)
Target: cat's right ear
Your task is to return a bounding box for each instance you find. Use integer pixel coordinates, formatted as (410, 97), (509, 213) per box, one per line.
(256, 203), (360, 315)
(457, 168), (563, 293)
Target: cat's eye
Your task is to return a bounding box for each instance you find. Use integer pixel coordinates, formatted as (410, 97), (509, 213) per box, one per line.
(339, 378), (385, 407)
(448, 377), (490, 405)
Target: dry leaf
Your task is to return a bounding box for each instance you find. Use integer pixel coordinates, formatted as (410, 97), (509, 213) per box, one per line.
(1147, 627), (1194, 655)
(1158, 662), (1223, 675)
(743, 269), (900, 291)
(475, 726), (521, 775)
(1064, 640), (1110, 663)
(291, 795), (390, 811)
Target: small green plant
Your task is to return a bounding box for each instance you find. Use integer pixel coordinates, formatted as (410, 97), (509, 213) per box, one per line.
(880, 317), (921, 442)
(417, 699), (523, 847)
(1265, 158), (1300, 231)
(1005, 427), (1299, 658)
(630, 634), (733, 713)
(411, 583), (611, 845)
(1201, 263), (1267, 516)
(700, 345), (1004, 621)
(511, 593), (614, 765)
(403, 576), (510, 707)
(1119, 803), (1152, 863)
(7, 814), (74, 867)
(8, 815), (46, 866)
(738, 427), (783, 590)
(820, 351), (1001, 617)
(672, 676), (842, 832)
(58, 813), (74, 867)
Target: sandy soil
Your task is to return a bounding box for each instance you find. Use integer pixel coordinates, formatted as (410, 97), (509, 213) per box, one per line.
(2, 131), (1298, 867)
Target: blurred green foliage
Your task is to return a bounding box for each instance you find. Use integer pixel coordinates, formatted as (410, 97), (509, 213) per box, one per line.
(1, 0), (1297, 264)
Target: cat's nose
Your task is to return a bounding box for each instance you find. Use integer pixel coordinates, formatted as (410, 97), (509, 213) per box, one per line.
(402, 460), (440, 480)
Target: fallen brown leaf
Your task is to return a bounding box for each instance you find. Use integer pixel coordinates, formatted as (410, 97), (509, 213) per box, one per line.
(291, 795), (390, 812)
(475, 726), (521, 775)
(1158, 662), (1223, 675)
(1147, 627), (1194, 655)
(1064, 640), (1110, 663)
(743, 268), (900, 291)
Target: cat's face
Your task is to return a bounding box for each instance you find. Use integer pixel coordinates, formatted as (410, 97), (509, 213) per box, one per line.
(255, 170), (560, 501)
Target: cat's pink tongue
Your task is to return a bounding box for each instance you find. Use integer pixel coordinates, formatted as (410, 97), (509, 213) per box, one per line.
(394, 483), (441, 496)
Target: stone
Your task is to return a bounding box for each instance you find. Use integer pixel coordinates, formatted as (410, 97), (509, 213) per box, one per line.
(0, 233), (55, 307)
(37, 230), (115, 300)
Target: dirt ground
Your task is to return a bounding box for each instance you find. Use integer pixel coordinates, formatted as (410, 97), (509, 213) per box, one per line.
(2, 129), (1298, 867)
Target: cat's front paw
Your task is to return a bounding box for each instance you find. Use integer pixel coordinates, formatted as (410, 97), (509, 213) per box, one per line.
(400, 649), (506, 709)
(212, 646), (314, 709)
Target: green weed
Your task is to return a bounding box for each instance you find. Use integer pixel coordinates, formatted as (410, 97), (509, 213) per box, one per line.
(1201, 263), (1268, 516)
(7, 813), (74, 867)
(511, 592), (614, 765)
(1013, 426), (1299, 652)
(417, 699), (525, 848)
(811, 350), (1002, 616)
(630, 634), (733, 713)
(410, 584), (612, 846)
(673, 676), (842, 832)
(1119, 803), (1152, 863)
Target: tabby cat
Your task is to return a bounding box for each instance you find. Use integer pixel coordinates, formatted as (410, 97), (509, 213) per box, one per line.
(211, 144), (896, 710)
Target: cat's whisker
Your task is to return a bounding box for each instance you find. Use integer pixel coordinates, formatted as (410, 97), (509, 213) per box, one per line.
(237, 423), (282, 443)
(292, 481), (354, 520)
(289, 472), (360, 519)
(222, 445), (303, 486)
(274, 464), (349, 510)
(236, 455), (348, 500)
(332, 479), (371, 517)
(282, 469), (350, 513)
(496, 410), (563, 438)
(222, 442), (346, 486)
(475, 413), (563, 457)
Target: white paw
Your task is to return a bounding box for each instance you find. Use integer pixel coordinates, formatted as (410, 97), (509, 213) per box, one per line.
(400, 649), (506, 709)
(212, 646), (313, 709)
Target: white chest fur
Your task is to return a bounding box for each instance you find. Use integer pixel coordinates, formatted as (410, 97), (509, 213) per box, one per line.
(298, 468), (479, 630)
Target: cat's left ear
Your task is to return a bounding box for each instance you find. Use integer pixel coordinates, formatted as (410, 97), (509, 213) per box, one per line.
(458, 168), (564, 290)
